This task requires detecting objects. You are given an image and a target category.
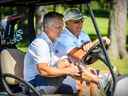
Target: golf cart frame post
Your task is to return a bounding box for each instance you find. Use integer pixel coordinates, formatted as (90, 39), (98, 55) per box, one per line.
(0, 0), (116, 96)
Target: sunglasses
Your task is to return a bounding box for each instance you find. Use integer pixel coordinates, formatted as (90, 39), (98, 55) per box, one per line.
(72, 19), (84, 23)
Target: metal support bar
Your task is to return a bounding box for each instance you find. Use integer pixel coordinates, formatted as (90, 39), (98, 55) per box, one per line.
(87, 4), (116, 96)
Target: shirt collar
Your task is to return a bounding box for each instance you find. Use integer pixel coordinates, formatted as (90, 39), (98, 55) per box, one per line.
(39, 32), (53, 45)
(64, 27), (81, 39)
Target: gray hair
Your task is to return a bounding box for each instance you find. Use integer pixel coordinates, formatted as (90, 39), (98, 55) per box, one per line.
(42, 12), (63, 29)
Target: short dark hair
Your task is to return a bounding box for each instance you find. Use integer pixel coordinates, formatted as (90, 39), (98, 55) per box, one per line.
(42, 12), (63, 28)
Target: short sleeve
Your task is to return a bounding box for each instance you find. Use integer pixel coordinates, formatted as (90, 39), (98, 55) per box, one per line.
(81, 32), (91, 43)
(28, 39), (50, 65)
(56, 36), (76, 55)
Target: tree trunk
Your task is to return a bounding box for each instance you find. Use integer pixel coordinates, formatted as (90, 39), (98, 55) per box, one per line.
(35, 6), (48, 35)
(109, 0), (128, 58)
(108, 8), (119, 58)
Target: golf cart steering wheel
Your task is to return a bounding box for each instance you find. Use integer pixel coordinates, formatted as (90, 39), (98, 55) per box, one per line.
(82, 40), (107, 65)
(2, 73), (40, 96)
(82, 40), (117, 95)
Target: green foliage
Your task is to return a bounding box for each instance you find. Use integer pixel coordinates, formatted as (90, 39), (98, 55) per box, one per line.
(16, 40), (29, 54)
(0, 7), (17, 17)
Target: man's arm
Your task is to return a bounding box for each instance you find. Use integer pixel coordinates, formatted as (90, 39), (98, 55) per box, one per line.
(68, 47), (86, 60)
(37, 63), (80, 77)
(68, 37), (110, 61)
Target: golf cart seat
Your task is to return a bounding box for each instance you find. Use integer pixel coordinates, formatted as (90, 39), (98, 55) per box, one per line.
(0, 49), (24, 85)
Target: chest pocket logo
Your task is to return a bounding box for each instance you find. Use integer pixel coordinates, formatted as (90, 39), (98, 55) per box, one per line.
(81, 40), (84, 43)
(73, 41), (77, 44)
(55, 50), (59, 54)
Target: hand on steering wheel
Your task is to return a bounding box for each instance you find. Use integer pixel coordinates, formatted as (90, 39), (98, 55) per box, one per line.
(82, 37), (110, 65)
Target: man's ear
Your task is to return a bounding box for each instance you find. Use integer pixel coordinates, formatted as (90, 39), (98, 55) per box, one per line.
(65, 21), (70, 27)
(41, 26), (44, 32)
(43, 25), (49, 32)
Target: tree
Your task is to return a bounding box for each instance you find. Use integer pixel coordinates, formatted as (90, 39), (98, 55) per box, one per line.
(109, 0), (128, 58)
(35, 6), (48, 35)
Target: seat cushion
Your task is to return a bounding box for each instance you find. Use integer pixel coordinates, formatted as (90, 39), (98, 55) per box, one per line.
(0, 49), (24, 85)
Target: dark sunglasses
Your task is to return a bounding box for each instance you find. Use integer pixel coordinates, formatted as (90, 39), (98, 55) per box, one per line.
(72, 19), (84, 23)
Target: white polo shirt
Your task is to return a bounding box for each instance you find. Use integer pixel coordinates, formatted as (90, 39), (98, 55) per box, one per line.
(54, 28), (91, 57)
(24, 32), (59, 81)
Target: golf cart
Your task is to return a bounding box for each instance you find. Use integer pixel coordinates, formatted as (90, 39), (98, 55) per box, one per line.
(0, 0), (124, 96)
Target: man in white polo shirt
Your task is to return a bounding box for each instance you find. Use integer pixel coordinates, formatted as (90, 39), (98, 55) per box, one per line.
(54, 8), (110, 95)
(24, 12), (80, 94)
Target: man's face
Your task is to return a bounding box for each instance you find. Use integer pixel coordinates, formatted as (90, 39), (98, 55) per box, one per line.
(66, 19), (83, 36)
(47, 19), (64, 41)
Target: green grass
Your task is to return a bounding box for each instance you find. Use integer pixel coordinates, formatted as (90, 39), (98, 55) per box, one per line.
(82, 16), (109, 35)
(90, 57), (128, 75)
(83, 16), (128, 36)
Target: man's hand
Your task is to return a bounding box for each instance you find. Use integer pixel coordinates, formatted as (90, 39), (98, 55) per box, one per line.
(102, 37), (111, 45)
(69, 66), (99, 84)
(57, 58), (71, 68)
(82, 42), (93, 52)
(82, 69), (99, 84)
(58, 58), (80, 77)
(65, 64), (80, 77)
(83, 37), (110, 52)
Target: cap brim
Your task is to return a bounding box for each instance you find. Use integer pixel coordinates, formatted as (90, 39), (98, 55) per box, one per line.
(64, 15), (85, 22)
